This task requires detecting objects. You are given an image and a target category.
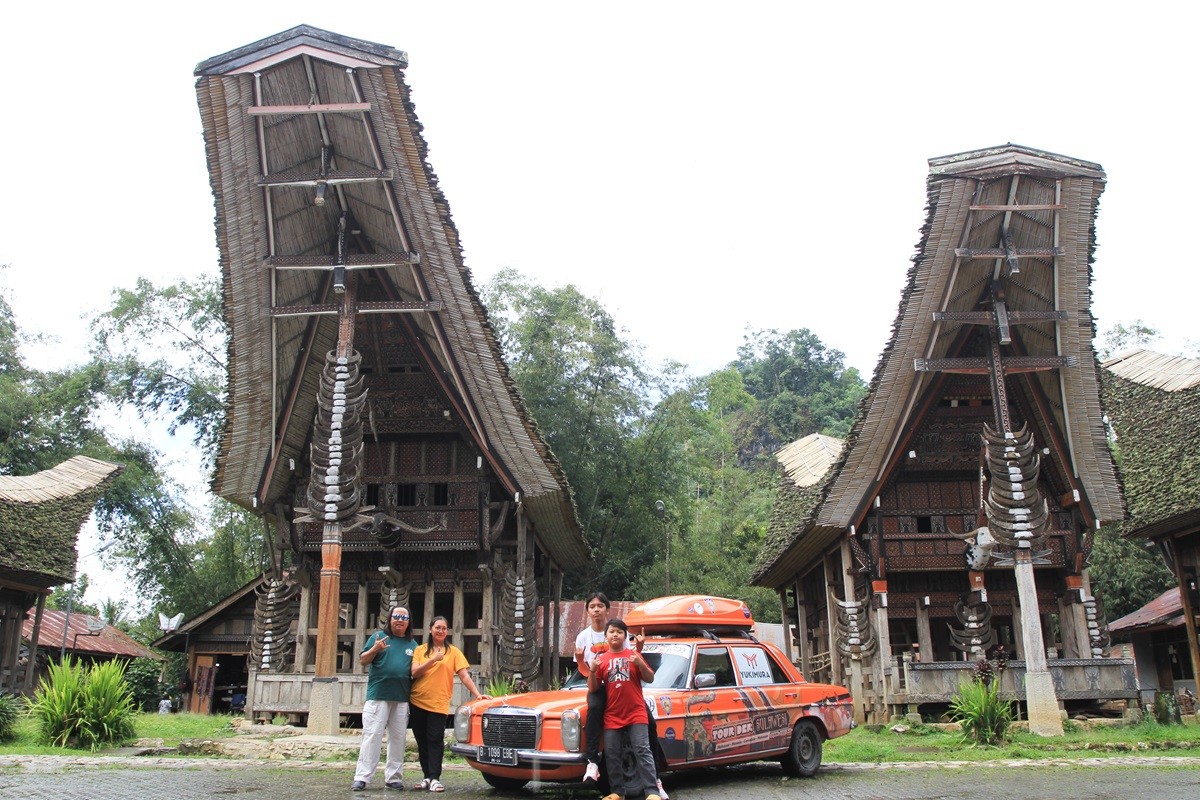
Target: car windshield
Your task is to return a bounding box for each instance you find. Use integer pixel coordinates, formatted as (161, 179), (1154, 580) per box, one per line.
(639, 646), (692, 689)
(561, 670), (589, 690)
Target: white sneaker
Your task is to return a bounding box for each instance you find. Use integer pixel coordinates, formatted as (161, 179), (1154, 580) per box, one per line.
(657, 778), (670, 799)
(583, 761), (600, 783)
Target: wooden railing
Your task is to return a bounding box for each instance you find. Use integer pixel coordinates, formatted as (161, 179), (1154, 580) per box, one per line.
(248, 669), (484, 721)
(899, 657), (1137, 703)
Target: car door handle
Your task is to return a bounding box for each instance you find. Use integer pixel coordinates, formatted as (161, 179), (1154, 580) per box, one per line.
(783, 692), (798, 698)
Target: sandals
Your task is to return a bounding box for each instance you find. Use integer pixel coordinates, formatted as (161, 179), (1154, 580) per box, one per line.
(428, 779), (445, 792)
(415, 779), (430, 791)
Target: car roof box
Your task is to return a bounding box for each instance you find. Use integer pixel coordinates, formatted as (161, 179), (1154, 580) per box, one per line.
(625, 595), (754, 634)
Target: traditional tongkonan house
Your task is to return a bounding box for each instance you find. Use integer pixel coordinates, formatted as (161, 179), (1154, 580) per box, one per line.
(193, 26), (587, 731)
(0, 456), (123, 694)
(1101, 349), (1200, 690)
(753, 145), (1134, 733)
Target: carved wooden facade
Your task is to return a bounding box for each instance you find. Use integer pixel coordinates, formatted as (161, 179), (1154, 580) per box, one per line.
(193, 26), (587, 724)
(755, 146), (1132, 723)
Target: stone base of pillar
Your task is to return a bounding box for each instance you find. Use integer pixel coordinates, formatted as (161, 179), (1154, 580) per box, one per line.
(1023, 670), (1064, 736)
(307, 677), (341, 735)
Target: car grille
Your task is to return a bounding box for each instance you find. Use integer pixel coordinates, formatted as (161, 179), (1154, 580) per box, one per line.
(481, 710), (539, 748)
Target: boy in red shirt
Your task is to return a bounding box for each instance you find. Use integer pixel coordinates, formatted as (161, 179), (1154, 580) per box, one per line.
(588, 618), (660, 800)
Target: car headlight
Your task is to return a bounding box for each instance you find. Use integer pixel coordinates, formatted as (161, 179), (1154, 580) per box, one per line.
(561, 709), (581, 752)
(454, 705), (472, 743)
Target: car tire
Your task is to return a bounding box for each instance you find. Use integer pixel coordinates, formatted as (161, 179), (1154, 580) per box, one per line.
(781, 720), (822, 778)
(481, 773), (529, 790)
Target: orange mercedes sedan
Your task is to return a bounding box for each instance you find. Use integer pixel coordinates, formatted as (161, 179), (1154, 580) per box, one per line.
(449, 595), (854, 790)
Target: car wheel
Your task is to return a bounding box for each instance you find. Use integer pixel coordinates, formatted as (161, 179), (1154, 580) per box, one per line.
(781, 719), (822, 778)
(481, 773), (529, 790)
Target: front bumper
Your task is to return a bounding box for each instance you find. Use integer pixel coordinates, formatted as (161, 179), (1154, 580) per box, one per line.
(449, 742), (589, 773)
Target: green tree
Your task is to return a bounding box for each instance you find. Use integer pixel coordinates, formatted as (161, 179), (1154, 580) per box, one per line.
(1089, 526), (1175, 621)
(0, 288), (197, 612)
(91, 275), (226, 467)
(483, 270), (698, 595)
(1098, 319), (1159, 360)
(730, 328), (865, 468)
(48, 575), (101, 617)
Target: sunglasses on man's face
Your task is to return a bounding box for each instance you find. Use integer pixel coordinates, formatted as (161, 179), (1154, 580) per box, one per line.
(391, 614), (410, 621)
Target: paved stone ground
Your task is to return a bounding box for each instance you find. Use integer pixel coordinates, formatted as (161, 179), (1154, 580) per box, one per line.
(3, 755), (1200, 800)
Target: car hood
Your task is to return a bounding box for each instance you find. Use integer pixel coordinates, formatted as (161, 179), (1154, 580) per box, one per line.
(469, 689), (589, 717)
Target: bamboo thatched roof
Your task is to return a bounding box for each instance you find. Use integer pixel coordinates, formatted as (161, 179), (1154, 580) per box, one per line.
(754, 144), (1123, 588)
(195, 26), (586, 567)
(1101, 349), (1200, 539)
(0, 456), (123, 586)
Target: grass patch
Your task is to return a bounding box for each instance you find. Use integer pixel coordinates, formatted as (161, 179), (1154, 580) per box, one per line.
(0, 712), (238, 755)
(133, 712), (239, 745)
(825, 719), (1200, 763)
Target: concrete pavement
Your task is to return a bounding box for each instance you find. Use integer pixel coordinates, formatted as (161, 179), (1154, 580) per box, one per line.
(3, 754), (1200, 800)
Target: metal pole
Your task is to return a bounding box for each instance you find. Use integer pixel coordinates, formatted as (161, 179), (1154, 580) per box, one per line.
(60, 586), (73, 660)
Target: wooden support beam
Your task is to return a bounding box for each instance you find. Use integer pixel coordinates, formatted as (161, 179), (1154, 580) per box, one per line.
(257, 168), (393, 187)
(933, 310), (1068, 324)
(265, 253), (418, 270)
(969, 203), (1065, 211)
(1059, 489), (1081, 508)
(1001, 228), (1021, 277)
(955, 246), (1064, 259)
(248, 102), (371, 115)
(914, 355), (1077, 374)
(270, 300), (443, 318)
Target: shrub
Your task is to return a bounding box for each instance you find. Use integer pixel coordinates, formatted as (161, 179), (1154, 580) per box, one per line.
(484, 675), (516, 697)
(78, 660), (137, 748)
(1153, 692), (1182, 725)
(0, 692), (24, 742)
(123, 657), (167, 711)
(949, 675), (1014, 746)
(28, 657), (137, 750)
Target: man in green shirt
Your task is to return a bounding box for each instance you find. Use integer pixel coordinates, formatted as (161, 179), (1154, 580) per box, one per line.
(352, 605), (418, 791)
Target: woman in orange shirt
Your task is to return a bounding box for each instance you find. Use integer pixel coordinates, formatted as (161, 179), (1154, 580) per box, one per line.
(409, 616), (489, 792)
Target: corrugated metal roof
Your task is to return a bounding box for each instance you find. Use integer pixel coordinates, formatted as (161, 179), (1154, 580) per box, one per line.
(1103, 349), (1200, 392)
(1108, 587), (1184, 633)
(24, 609), (161, 661)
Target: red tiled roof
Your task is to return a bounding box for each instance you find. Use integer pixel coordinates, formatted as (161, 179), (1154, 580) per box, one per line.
(23, 608), (161, 660)
(1108, 587), (1184, 633)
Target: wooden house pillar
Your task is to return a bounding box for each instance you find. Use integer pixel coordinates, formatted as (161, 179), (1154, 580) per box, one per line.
(839, 538), (866, 724)
(423, 576), (436, 636)
(874, 589), (894, 717)
(915, 598), (933, 661)
(777, 589), (794, 662)
(823, 553), (842, 687)
(794, 578), (811, 671)
(353, 580), (369, 674)
(552, 569), (563, 682)
(295, 584), (313, 673)
(1015, 550), (1064, 735)
(22, 593), (47, 692)
(480, 562), (495, 678)
(452, 577), (465, 652)
(1009, 596), (1024, 660)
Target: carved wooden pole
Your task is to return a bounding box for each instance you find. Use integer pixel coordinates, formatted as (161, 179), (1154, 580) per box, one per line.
(314, 280), (359, 678)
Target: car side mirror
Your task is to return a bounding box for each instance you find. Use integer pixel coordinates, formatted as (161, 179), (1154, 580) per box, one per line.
(694, 673), (716, 689)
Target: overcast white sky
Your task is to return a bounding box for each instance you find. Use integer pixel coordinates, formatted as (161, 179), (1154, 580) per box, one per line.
(2, 2), (1193, 607)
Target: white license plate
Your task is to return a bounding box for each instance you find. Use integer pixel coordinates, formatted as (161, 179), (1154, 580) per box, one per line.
(477, 745), (518, 766)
